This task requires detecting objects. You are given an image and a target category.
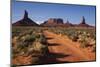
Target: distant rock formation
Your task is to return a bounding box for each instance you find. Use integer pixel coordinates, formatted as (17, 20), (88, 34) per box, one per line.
(40, 18), (64, 27)
(56, 18), (64, 24)
(78, 16), (90, 27)
(12, 10), (38, 26)
(65, 20), (73, 27)
(40, 17), (93, 27)
(12, 12), (94, 28)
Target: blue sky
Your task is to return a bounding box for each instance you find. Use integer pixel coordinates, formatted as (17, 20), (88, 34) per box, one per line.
(12, 0), (96, 26)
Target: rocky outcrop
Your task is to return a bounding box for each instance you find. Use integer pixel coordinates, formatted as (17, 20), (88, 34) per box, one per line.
(12, 10), (38, 26)
(40, 18), (64, 27)
(77, 16), (90, 27)
(65, 20), (73, 27)
(40, 17), (93, 27)
(12, 12), (94, 28)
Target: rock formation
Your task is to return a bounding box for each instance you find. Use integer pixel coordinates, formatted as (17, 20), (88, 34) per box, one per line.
(12, 12), (94, 28)
(40, 18), (64, 27)
(78, 16), (90, 27)
(12, 10), (38, 26)
(65, 20), (73, 27)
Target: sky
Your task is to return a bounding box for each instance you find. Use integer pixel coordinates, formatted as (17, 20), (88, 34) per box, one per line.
(12, 0), (96, 26)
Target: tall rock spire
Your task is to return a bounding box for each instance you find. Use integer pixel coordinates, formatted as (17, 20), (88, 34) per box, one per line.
(81, 16), (86, 24)
(13, 10), (38, 26)
(78, 16), (91, 27)
(24, 10), (28, 19)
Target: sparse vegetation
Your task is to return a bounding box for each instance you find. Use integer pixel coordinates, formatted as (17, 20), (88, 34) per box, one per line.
(12, 26), (96, 65)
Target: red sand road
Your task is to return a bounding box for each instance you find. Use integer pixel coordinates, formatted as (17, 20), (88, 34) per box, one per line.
(43, 30), (95, 62)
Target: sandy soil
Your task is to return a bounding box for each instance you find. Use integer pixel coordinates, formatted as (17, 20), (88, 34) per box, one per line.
(43, 30), (95, 62)
(12, 30), (95, 65)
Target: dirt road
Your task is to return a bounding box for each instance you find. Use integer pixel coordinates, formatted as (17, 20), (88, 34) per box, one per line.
(43, 30), (95, 62)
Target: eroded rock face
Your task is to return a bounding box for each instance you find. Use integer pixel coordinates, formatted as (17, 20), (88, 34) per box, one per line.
(40, 16), (93, 27)
(56, 18), (64, 24)
(80, 16), (86, 24)
(13, 12), (93, 28)
(12, 10), (38, 26)
(65, 20), (73, 27)
(78, 16), (90, 27)
(40, 18), (64, 27)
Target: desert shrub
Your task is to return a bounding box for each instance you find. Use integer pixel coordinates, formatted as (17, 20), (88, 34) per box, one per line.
(71, 34), (79, 42)
(12, 27), (96, 65)
(24, 35), (36, 42)
(78, 35), (90, 48)
(90, 33), (96, 40)
(66, 31), (79, 42)
(81, 41), (89, 48)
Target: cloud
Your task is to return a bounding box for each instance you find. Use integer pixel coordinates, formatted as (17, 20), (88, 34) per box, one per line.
(35, 21), (44, 24)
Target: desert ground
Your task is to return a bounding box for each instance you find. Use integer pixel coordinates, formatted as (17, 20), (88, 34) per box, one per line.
(12, 26), (96, 66)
